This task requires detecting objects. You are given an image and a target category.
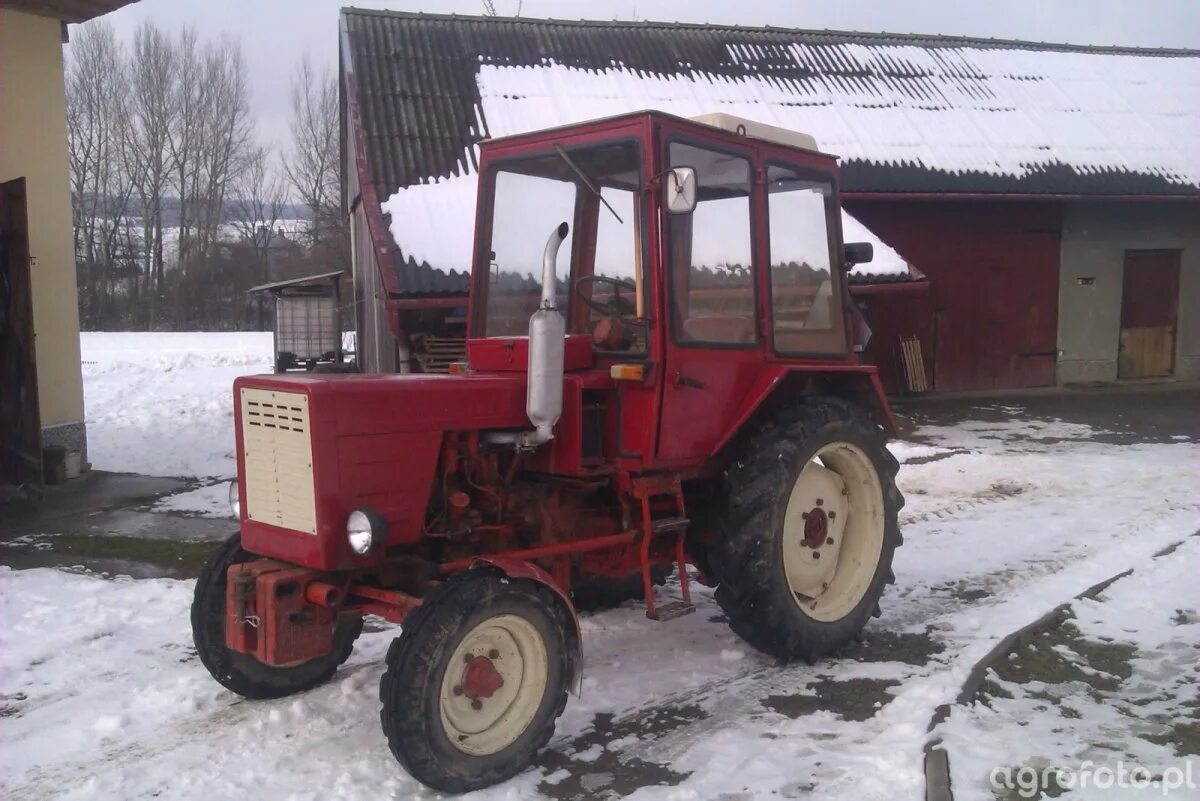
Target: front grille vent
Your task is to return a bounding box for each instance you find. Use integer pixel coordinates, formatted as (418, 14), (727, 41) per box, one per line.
(240, 388), (317, 534)
(245, 397), (308, 433)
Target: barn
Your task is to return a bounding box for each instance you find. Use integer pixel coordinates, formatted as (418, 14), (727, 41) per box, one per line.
(338, 9), (1200, 392)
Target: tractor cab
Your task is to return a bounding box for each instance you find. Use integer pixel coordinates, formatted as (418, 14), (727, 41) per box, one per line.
(465, 110), (882, 472)
(196, 110), (902, 795)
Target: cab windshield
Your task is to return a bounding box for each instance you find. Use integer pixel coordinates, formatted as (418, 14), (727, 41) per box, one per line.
(480, 140), (646, 353)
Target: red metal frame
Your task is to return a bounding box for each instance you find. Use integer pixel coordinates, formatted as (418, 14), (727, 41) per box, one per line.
(229, 109), (900, 663)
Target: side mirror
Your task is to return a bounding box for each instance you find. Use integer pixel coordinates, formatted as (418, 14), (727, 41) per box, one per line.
(844, 241), (873, 266)
(664, 166), (697, 214)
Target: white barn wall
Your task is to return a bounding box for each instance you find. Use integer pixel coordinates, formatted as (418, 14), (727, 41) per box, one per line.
(1057, 202), (1200, 384)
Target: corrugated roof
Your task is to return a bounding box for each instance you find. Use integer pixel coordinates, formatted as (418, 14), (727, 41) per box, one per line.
(340, 9), (1198, 295)
(341, 8), (1200, 201)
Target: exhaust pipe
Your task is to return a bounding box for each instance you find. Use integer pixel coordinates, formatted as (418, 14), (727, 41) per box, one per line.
(522, 222), (569, 449)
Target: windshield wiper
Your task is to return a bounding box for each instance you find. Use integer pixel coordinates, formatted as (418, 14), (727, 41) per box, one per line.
(554, 145), (624, 224)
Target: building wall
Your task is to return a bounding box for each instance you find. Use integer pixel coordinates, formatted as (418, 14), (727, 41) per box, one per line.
(852, 284), (934, 395)
(846, 199), (1061, 392)
(1057, 201), (1200, 384)
(0, 10), (87, 457)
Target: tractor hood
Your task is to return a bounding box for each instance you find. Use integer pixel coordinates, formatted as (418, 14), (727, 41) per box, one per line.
(231, 371), (531, 571)
(235, 371), (531, 436)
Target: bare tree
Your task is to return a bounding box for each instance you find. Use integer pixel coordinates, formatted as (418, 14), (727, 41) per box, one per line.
(127, 21), (177, 320)
(195, 37), (253, 260)
(284, 55), (340, 250)
(481, 0), (521, 15)
(230, 146), (287, 327)
(68, 21), (340, 331)
(165, 28), (252, 323)
(66, 20), (138, 327)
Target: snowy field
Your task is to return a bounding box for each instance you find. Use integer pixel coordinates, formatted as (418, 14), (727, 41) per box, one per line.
(81, 332), (272, 480)
(3, 333), (1197, 800)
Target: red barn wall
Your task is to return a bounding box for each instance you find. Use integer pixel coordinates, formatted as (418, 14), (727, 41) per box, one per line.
(845, 200), (1062, 392)
(851, 284), (933, 395)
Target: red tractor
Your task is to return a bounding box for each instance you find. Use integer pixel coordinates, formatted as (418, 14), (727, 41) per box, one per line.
(192, 111), (903, 792)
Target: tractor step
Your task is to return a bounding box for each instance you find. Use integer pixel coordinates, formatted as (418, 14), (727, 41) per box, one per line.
(647, 599), (696, 621)
(630, 474), (694, 622)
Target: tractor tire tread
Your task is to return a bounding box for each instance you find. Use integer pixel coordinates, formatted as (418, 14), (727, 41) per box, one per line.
(712, 397), (904, 663)
(190, 533), (362, 700)
(379, 571), (573, 794)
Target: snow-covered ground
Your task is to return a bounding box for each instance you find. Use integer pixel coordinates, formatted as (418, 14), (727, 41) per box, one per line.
(7, 333), (1195, 800)
(942, 535), (1200, 800)
(81, 332), (272, 481)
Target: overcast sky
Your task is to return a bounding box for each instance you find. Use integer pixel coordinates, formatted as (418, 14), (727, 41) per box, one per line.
(84, 0), (1200, 152)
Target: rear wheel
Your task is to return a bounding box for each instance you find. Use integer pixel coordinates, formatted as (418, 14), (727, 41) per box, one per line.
(190, 533), (362, 699)
(713, 398), (903, 661)
(379, 571), (572, 793)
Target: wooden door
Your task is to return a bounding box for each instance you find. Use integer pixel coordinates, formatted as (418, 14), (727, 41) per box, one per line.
(0, 178), (43, 487)
(1118, 250), (1180, 379)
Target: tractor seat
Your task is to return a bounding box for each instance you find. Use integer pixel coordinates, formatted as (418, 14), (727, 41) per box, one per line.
(681, 315), (754, 344)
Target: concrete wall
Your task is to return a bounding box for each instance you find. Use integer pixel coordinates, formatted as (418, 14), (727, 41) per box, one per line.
(0, 10), (87, 457)
(1057, 201), (1200, 385)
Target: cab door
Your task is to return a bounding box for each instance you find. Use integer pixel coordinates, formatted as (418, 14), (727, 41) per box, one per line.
(655, 139), (766, 463)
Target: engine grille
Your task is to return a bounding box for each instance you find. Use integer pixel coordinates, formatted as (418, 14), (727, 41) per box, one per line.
(240, 388), (317, 534)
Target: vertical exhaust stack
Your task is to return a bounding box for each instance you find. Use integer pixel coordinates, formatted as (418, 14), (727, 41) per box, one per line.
(523, 222), (569, 449)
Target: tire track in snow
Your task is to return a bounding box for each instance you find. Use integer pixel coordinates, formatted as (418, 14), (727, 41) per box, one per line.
(540, 483), (1199, 798)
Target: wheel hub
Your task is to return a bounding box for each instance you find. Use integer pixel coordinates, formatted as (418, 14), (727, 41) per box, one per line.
(781, 442), (886, 623)
(460, 655), (505, 699)
(802, 507), (828, 549)
(438, 614), (550, 756)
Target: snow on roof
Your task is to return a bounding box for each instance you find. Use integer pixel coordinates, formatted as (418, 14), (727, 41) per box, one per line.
(341, 11), (1200, 199)
(475, 54), (1199, 188)
(346, 12), (1199, 294)
(380, 172), (910, 282)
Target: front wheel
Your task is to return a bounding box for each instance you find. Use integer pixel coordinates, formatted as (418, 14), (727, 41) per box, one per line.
(379, 571), (572, 793)
(713, 397), (903, 662)
(190, 533), (363, 699)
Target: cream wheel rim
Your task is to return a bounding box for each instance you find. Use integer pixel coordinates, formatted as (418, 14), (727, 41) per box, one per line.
(781, 441), (885, 623)
(439, 614), (548, 756)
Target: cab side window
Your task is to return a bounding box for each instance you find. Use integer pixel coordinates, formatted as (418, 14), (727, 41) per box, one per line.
(668, 143), (755, 346)
(766, 165), (844, 354)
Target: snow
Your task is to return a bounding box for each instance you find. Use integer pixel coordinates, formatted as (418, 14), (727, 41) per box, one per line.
(939, 536), (1200, 800)
(81, 332), (272, 479)
(473, 50), (1198, 186)
(6, 388), (1198, 799)
(152, 483), (234, 518)
(382, 173), (910, 280)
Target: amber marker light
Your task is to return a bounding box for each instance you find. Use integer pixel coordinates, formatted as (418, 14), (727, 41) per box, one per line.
(609, 363), (646, 382)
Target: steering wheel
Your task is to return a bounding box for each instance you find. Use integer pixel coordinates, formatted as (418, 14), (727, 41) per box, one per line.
(575, 274), (638, 321)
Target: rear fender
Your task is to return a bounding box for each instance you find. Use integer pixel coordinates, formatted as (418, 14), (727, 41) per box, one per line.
(469, 556), (584, 692)
(713, 366), (898, 459)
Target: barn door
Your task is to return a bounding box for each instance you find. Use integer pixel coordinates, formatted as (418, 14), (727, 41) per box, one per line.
(1118, 250), (1180, 379)
(0, 178), (43, 487)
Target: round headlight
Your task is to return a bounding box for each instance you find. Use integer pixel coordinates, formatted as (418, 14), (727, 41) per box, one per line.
(347, 508), (385, 555)
(228, 479), (240, 518)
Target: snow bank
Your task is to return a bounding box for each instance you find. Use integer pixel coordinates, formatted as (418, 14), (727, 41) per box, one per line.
(81, 332), (272, 478)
